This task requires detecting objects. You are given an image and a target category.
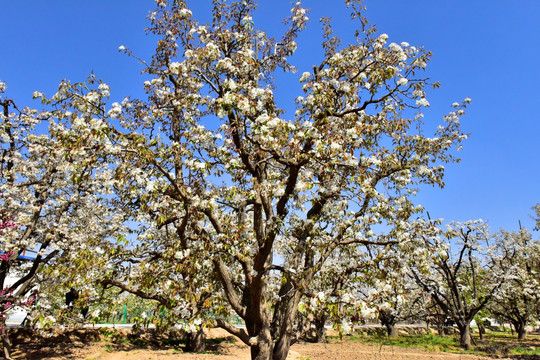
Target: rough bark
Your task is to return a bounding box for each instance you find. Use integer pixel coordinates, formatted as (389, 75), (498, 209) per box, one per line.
(457, 322), (471, 349)
(437, 324), (445, 336)
(185, 328), (205, 353)
(379, 311), (397, 338)
(385, 323), (397, 338)
(514, 321), (527, 340)
(314, 315), (327, 343)
(250, 328), (273, 360)
(272, 333), (292, 360)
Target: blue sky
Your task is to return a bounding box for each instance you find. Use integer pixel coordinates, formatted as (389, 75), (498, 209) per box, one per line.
(1, 1), (539, 232)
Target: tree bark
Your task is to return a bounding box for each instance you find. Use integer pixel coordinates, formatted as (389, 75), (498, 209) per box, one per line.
(1, 323), (11, 360)
(272, 333), (292, 360)
(385, 323), (397, 338)
(477, 321), (485, 341)
(250, 328), (273, 360)
(514, 322), (527, 340)
(457, 323), (471, 349)
(437, 324), (445, 336)
(379, 311), (397, 338)
(314, 315), (327, 343)
(185, 328), (205, 353)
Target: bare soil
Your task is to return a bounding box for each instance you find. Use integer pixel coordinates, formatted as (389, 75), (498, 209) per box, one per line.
(6, 327), (536, 360)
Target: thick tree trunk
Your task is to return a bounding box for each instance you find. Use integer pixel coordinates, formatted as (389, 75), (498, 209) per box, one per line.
(457, 323), (471, 349)
(385, 323), (397, 338)
(272, 333), (292, 360)
(514, 322), (527, 340)
(379, 311), (397, 338)
(247, 327), (294, 360)
(250, 328), (273, 360)
(185, 328), (205, 353)
(314, 315), (327, 343)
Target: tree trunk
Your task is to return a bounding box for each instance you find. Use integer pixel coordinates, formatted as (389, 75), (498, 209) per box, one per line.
(385, 323), (397, 338)
(1, 323), (11, 360)
(272, 333), (292, 360)
(250, 328), (273, 360)
(457, 323), (471, 349)
(437, 324), (445, 336)
(185, 328), (205, 353)
(477, 322), (485, 341)
(514, 321), (527, 340)
(379, 311), (397, 338)
(314, 315), (327, 343)
(246, 324), (295, 360)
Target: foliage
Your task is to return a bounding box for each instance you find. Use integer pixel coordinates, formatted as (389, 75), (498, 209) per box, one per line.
(358, 244), (429, 337)
(0, 0), (478, 358)
(104, 0), (469, 359)
(0, 77), (128, 359)
(408, 220), (509, 349)
(488, 218), (540, 339)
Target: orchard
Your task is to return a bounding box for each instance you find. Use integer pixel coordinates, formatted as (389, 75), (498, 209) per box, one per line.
(0, 1), (538, 360)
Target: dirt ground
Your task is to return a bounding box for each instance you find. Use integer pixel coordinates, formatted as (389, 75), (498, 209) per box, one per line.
(6, 327), (534, 360)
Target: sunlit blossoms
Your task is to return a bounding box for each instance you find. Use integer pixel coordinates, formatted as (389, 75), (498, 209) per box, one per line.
(101, 1), (471, 359)
(0, 77), (125, 358)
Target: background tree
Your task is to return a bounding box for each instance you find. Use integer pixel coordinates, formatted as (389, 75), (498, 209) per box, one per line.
(99, 218), (224, 352)
(409, 220), (509, 349)
(110, 1), (469, 359)
(360, 245), (429, 337)
(0, 78), (123, 357)
(294, 244), (374, 343)
(488, 227), (540, 340)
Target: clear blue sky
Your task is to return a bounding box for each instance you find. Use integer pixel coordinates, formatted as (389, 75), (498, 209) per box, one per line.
(1, 1), (539, 232)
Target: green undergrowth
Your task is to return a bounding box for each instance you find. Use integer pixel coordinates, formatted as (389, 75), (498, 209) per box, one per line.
(346, 334), (461, 353)
(511, 345), (540, 356)
(333, 332), (540, 357)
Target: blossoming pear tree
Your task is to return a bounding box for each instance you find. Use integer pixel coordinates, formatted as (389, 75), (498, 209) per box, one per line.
(112, 0), (469, 358)
(0, 78), (124, 357)
(488, 226), (540, 340)
(359, 244), (429, 337)
(99, 212), (223, 352)
(409, 220), (510, 349)
(293, 242), (374, 343)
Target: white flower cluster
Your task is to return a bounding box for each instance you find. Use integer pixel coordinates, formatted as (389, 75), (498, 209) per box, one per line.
(107, 102), (122, 118)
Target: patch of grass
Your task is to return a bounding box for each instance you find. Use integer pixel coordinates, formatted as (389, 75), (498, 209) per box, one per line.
(349, 334), (461, 352)
(99, 327), (119, 338)
(114, 337), (130, 345)
(341, 330), (540, 358)
(511, 345), (539, 356)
